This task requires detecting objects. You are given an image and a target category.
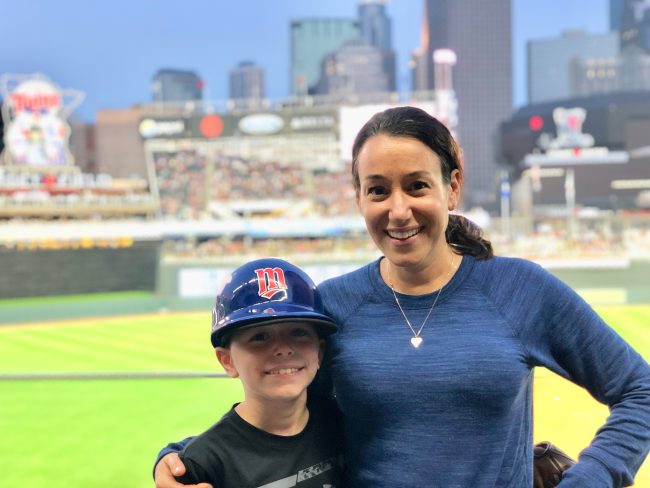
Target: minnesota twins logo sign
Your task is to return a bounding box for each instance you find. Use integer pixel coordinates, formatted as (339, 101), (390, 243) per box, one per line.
(254, 267), (288, 300)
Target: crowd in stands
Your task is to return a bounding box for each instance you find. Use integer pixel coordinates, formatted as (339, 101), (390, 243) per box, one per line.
(154, 150), (207, 219)
(151, 147), (650, 263)
(0, 168), (153, 214)
(3, 148), (647, 266)
(162, 235), (378, 263)
(153, 149), (358, 219)
(0, 191), (153, 206)
(160, 220), (650, 265)
(212, 156), (309, 202)
(623, 227), (650, 258)
(312, 169), (357, 216)
(493, 231), (626, 261)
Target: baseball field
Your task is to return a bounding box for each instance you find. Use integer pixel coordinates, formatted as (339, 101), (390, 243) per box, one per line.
(1, 305), (649, 487)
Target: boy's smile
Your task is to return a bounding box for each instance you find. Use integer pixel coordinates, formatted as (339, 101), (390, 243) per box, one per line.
(265, 366), (303, 375)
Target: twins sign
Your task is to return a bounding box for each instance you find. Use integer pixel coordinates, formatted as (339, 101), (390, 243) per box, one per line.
(0, 73), (85, 167)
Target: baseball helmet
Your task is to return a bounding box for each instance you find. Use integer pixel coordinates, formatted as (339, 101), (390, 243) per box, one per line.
(211, 258), (338, 347)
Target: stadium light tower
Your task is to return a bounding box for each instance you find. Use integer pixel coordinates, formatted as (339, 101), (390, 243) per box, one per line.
(431, 48), (459, 142)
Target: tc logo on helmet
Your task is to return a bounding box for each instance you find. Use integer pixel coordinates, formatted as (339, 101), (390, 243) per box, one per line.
(254, 267), (288, 299)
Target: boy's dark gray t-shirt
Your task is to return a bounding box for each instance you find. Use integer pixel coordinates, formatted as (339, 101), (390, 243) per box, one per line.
(176, 396), (344, 488)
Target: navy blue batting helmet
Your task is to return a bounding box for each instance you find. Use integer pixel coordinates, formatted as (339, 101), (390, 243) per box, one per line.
(211, 258), (338, 347)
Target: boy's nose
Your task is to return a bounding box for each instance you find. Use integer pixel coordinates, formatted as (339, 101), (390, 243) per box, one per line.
(273, 339), (294, 356)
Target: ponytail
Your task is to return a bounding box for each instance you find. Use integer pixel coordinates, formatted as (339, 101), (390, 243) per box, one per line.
(446, 214), (493, 260)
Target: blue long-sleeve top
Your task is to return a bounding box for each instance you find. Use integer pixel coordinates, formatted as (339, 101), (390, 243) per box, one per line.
(315, 255), (650, 487)
(157, 255), (650, 487)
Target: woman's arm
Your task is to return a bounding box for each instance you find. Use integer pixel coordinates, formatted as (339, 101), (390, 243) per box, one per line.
(153, 438), (209, 488)
(521, 267), (650, 486)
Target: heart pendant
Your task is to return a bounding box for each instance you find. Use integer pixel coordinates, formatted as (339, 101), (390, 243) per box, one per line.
(410, 337), (423, 348)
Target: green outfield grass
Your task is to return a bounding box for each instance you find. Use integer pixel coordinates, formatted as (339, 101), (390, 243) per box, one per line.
(0, 313), (242, 488)
(1, 306), (649, 487)
(0, 291), (153, 307)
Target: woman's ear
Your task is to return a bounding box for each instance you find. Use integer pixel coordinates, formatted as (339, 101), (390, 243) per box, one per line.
(448, 169), (462, 210)
(216, 347), (239, 378)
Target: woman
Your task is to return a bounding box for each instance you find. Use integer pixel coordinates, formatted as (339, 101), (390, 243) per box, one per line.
(156, 106), (650, 487)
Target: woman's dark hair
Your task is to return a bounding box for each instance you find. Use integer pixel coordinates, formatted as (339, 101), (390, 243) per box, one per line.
(351, 106), (493, 260)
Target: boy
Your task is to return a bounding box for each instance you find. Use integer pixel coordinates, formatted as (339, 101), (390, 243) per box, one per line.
(173, 258), (344, 487)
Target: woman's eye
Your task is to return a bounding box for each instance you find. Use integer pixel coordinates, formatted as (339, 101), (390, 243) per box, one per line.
(367, 186), (387, 196)
(411, 181), (429, 191)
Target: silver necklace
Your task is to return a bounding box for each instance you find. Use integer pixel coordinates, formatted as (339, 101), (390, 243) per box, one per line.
(387, 253), (455, 348)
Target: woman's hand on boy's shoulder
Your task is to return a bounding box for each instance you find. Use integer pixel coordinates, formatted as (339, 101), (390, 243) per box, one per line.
(154, 452), (213, 488)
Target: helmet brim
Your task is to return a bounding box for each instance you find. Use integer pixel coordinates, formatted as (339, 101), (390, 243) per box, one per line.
(211, 303), (338, 347)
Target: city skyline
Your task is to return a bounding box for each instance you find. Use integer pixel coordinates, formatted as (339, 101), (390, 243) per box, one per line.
(2, 0), (607, 121)
(418, 0), (512, 208)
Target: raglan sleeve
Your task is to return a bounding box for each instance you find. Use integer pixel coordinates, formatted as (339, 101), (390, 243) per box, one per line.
(522, 266), (650, 487)
(309, 277), (348, 401)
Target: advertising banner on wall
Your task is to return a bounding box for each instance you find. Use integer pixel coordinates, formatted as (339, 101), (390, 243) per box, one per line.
(231, 109), (337, 137)
(178, 263), (365, 298)
(338, 101), (439, 161)
(141, 108), (338, 140)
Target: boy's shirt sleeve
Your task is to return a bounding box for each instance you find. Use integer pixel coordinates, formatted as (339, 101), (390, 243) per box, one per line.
(152, 436), (195, 478)
(175, 452), (214, 485)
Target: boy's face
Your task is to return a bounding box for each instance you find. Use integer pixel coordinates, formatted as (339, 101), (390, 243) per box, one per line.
(216, 321), (324, 404)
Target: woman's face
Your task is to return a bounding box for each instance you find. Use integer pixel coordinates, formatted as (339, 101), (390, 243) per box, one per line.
(355, 134), (460, 272)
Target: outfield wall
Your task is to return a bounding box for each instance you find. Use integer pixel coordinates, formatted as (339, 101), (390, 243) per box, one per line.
(550, 261), (650, 305)
(2, 257), (648, 324)
(157, 258), (650, 305)
(0, 241), (161, 299)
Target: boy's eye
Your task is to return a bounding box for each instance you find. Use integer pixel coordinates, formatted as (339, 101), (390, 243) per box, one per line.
(249, 332), (269, 342)
(291, 328), (310, 337)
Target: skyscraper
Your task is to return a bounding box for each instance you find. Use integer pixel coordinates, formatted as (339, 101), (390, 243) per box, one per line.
(151, 69), (203, 102)
(358, 0), (396, 91)
(559, 1), (650, 99)
(290, 18), (360, 96)
(571, 54), (650, 96)
(611, 0), (625, 30)
(419, 0), (512, 208)
(229, 61), (265, 100)
(620, 0), (650, 54)
(528, 31), (619, 104)
(315, 39), (389, 99)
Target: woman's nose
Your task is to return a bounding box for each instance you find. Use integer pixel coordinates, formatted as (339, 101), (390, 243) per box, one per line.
(389, 191), (412, 221)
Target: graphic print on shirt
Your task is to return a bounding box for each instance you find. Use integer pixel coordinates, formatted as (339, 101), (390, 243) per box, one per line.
(255, 267), (288, 299)
(257, 457), (338, 488)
